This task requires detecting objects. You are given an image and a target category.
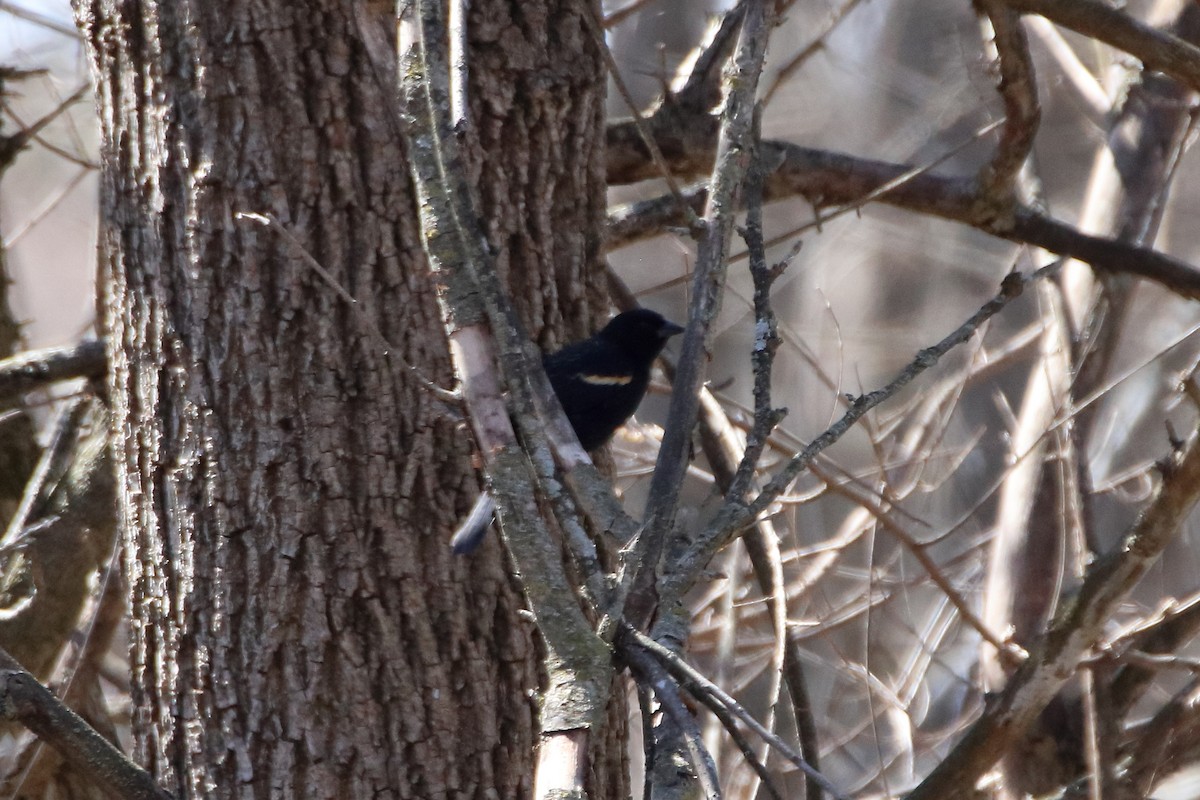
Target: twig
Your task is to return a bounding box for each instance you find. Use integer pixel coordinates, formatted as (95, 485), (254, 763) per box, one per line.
(610, 271), (809, 796)
(1024, 15), (1109, 115)
(810, 459), (1023, 661)
(1, 398), (89, 547)
(674, 261), (1063, 590)
(729, 122), (786, 503)
(673, 3), (748, 111)
(1104, 592), (1200, 714)
(3, 166), (92, 248)
(908, 416), (1200, 799)
(0, 84), (96, 169)
(727, 136), (793, 798)
(975, 0), (1041, 224)
(0, 649), (172, 800)
(0, 341), (105, 404)
(622, 625), (848, 800)
(1002, 0), (1200, 93)
(1118, 676), (1200, 798)
(624, 644), (722, 800)
(581, 1), (696, 223)
(0, 1), (77, 37)
(762, 0), (866, 104)
(606, 132), (1200, 301)
(667, 606), (788, 800)
(604, 0), (662, 28)
(783, 626), (824, 800)
(628, 0), (780, 628)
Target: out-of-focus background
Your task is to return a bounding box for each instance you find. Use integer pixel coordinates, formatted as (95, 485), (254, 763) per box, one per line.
(1, 1), (95, 346)
(5, 0), (1200, 796)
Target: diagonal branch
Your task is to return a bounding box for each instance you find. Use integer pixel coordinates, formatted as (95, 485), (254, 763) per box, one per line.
(394, 2), (617, 796)
(0, 648), (171, 800)
(667, 262), (1061, 595)
(908, 422), (1200, 800)
(1002, 0), (1200, 93)
(0, 342), (105, 404)
(626, 0), (779, 629)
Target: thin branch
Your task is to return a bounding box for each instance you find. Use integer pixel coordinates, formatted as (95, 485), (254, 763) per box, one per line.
(0, 649), (172, 800)
(609, 271), (818, 797)
(624, 147), (1200, 298)
(581, 1), (697, 221)
(783, 625), (824, 800)
(908, 419), (1200, 800)
(622, 625), (847, 800)
(395, 4), (618, 796)
(0, 2), (77, 37)
(624, 644), (723, 800)
(628, 0), (779, 628)
(604, 0), (662, 28)
(1025, 15), (1109, 115)
(1117, 676), (1200, 798)
(1, 398), (89, 546)
(762, 0), (866, 105)
(605, 132), (1200, 301)
(975, 0), (1041, 220)
(1002, 0), (1200, 93)
(235, 212), (459, 404)
(672, 261), (1063, 592)
(3, 165), (92, 248)
(0, 341), (105, 404)
(810, 459), (1023, 662)
(0, 84), (96, 169)
(1105, 591), (1200, 715)
(727, 132), (786, 504)
(672, 4), (748, 113)
(664, 622), (788, 800)
(605, 8), (734, 196)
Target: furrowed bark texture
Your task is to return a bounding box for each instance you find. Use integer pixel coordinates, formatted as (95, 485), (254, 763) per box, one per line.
(458, 2), (626, 791)
(75, 0), (612, 797)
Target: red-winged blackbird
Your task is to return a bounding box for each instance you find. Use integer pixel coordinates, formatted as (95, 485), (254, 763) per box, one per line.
(451, 308), (684, 553)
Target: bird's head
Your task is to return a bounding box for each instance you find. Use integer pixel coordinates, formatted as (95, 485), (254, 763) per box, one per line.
(599, 309), (685, 360)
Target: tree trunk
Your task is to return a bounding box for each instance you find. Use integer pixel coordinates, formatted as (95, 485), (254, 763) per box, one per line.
(74, 0), (616, 796)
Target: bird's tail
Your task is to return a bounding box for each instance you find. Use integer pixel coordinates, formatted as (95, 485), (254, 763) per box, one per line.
(450, 492), (497, 554)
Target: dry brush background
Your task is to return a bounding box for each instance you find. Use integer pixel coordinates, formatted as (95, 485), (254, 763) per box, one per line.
(3, 0), (1200, 798)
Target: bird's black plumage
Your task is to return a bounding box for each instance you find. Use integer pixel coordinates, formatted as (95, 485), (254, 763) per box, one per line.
(451, 309), (684, 554)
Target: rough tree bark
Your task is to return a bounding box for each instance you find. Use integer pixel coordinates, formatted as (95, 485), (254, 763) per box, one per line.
(74, 0), (617, 797)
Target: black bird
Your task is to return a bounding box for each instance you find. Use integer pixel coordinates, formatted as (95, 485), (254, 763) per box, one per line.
(451, 308), (684, 554)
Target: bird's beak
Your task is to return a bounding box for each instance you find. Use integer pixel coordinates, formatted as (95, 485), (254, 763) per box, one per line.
(661, 321), (685, 339)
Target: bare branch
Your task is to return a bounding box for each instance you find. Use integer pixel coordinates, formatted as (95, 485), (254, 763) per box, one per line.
(0, 649), (172, 800)
(672, 262), (1061, 592)
(909, 422), (1200, 800)
(1003, 0), (1200, 93)
(628, 0), (780, 629)
(235, 212), (459, 404)
(395, 1), (616, 793)
(762, 0), (867, 105)
(608, 140), (1200, 299)
(624, 643), (722, 800)
(0, 342), (105, 404)
(975, 0), (1041, 221)
(622, 625), (847, 800)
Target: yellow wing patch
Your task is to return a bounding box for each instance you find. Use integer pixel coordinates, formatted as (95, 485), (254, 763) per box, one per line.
(579, 374), (633, 386)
